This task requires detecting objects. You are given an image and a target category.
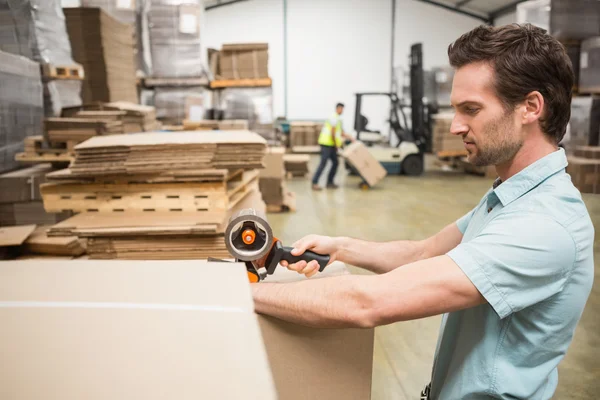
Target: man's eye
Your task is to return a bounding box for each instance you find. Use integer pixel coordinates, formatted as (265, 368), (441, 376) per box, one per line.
(465, 108), (479, 115)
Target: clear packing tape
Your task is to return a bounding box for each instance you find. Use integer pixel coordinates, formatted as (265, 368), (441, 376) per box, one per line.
(0, 0), (82, 116)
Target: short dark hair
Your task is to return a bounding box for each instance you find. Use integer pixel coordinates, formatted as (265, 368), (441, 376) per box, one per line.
(336, 103), (344, 108)
(448, 24), (573, 143)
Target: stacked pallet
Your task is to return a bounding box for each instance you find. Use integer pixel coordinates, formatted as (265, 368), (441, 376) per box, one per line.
(284, 154), (310, 178)
(431, 113), (464, 156)
(63, 102), (160, 133)
(42, 130), (268, 259)
(567, 146), (600, 194)
(259, 147), (295, 212)
(64, 8), (138, 104)
(15, 136), (73, 166)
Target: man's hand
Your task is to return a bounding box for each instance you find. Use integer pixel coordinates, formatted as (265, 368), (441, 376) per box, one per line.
(281, 235), (340, 277)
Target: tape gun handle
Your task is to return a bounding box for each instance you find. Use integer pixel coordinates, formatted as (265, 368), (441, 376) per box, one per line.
(280, 246), (330, 272)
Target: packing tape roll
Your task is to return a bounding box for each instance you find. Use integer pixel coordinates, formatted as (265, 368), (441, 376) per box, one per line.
(224, 208), (273, 261)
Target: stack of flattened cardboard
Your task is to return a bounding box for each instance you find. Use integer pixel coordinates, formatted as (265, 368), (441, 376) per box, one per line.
(23, 226), (86, 256)
(0, 225), (36, 259)
(567, 145), (600, 194)
(259, 147), (295, 212)
(289, 122), (321, 149)
(67, 130), (266, 177)
(0, 164), (72, 226)
(183, 120), (250, 131)
(431, 113), (464, 154)
(219, 43), (269, 80)
(64, 8), (138, 104)
(283, 154), (310, 177)
(42, 130), (267, 259)
(62, 102), (160, 133)
(44, 117), (124, 143)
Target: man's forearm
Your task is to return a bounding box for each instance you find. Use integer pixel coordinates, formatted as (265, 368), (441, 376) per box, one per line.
(252, 275), (375, 328)
(335, 236), (427, 274)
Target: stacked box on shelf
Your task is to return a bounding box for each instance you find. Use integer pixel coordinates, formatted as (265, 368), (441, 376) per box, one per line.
(64, 8), (138, 104)
(154, 87), (205, 124)
(259, 147), (295, 212)
(0, 0), (82, 116)
(283, 154), (310, 177)
(290, 122), (320, 149)
(0, 50), (44, 173)
(219, 43), (269, 79)
(142, 0), (204, 78)
(0, 164), (72, 226)
(431, 113), (464, 154)
(41, 130), (268, 259)
(567, 146), (600, 194)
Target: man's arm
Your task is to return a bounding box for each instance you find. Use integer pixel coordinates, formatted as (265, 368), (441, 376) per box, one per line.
(288, 222), (463, 276)
(253, 254), (485, 328)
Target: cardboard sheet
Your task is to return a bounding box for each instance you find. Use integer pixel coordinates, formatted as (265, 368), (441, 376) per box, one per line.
(0, 225), (36, 247)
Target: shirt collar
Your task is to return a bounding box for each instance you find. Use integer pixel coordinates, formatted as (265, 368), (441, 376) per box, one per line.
(492, 148), (568, 206)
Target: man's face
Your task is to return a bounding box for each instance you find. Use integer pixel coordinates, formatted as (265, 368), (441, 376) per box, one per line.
(450, 62), (523, 167)
(336, 106), (344, 115)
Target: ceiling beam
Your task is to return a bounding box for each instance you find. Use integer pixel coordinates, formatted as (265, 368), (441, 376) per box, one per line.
(413, 0), (490, 23)
(205, 0), (249, 11)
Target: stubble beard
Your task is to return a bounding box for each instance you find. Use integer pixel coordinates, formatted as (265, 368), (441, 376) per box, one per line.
(467, 111), (523, 167)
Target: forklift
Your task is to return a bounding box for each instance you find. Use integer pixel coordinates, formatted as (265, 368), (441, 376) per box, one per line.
(351, 44), (434, 176)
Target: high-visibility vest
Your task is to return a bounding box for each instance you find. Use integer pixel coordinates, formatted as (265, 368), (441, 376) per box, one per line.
(318, 113), (343, 147)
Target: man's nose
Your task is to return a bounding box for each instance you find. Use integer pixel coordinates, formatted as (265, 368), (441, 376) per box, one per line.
(450, 117), (468, 137)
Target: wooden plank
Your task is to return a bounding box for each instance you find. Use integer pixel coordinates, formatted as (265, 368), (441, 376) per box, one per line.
(0, 225), (36, 247)
(210, 77), (272, 89)
(15, 152), (74, 164)
(41, 63), (85, 80)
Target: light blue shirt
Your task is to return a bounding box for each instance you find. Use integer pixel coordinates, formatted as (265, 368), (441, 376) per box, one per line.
(431, 148), (594, 399)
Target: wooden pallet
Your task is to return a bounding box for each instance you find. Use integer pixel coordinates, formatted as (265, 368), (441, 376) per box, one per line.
(41, 63), (85, 80)
(15, 152), (73, 164)
(141, 77), (210, 88)
(40, 169), (259, 214)
(210, 77), (272, 89)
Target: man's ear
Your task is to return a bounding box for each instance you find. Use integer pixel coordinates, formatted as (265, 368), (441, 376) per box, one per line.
(522, 91), (544, 125)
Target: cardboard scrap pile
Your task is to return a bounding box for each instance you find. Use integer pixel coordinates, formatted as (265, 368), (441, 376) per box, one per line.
(431, 113), (464, 154)
(289, 121), (322, 150)
(259, 147), (296, 212)
(0, 164), (72, 226)
(64, 8), (138, 104)
(217, 43), (269, 80)
(283, 154), (310, 177)
(567, 145), (600, 194)
(41, 130), (268, 259)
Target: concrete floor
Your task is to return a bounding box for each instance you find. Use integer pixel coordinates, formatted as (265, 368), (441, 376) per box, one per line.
(268, 156), (600, 399)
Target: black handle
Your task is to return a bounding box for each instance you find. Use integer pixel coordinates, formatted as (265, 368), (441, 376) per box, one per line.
(280, 246), (330, 272)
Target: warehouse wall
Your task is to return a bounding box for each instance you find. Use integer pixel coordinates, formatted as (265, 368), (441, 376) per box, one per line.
(206, 0), (480, 131)
(494, 11), (517, 26)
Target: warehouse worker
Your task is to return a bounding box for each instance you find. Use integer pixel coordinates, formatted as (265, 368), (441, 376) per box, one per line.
(312, 103), (354, 190)
(253, 24), (594, 400)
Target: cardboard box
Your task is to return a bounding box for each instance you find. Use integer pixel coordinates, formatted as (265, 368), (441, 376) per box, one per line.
(259, 177), (285, 205)
(0, 164), (53, 204)
(260, 146), (286, 178)
(342, 142), (387, 187)
(0, 260), (277, 400)
(258, 262), (374, 400)
(220, 43), (269, 80)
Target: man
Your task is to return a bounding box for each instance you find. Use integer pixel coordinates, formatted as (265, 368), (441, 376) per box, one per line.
(312, 102), (354, 190)
(253, 24), (594, 399)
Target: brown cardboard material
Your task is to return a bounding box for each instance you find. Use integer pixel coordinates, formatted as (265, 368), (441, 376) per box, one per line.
(0, 225), (36, 247)
(260, 147), (286, 178)
(0, 164), (53, 204)
(0, 260), (277, 400)
(258, 262), (374, 400)
(342, 142), (387, 187)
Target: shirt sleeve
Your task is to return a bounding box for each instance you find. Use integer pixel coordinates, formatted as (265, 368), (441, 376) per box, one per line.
(456, 207), (477, 234)
(447, 212), (576, 319)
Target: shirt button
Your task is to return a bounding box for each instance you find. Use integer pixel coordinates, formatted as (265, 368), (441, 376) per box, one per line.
(487, 207), (493, 213)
